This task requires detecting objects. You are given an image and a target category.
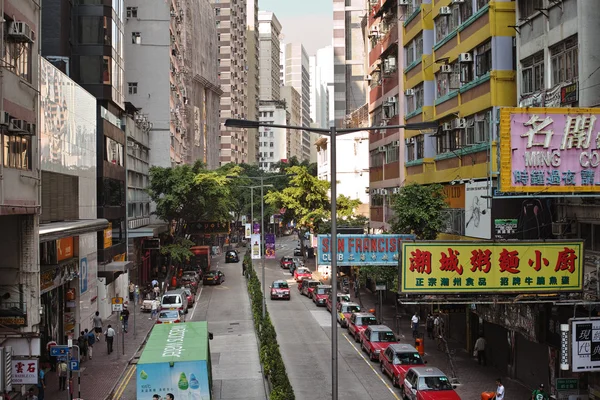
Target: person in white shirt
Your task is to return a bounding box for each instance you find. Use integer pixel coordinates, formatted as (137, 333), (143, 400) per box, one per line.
(496, 378), (505, 400)
(150, 300), (159, 320)
(474, 334), (487, 366)
(105, 324), (116, 354)
(411, 313), (419, 338)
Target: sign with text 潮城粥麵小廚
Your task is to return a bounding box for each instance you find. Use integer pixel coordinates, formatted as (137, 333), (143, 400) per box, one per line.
(500, 107), (600, 193)
(401, 241), (584, 294)
(317, 234), (416, 266)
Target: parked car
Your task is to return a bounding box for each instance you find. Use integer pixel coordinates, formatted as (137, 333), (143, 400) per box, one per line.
(181, 272), (199, 292)
(293, 267), (312, 282)
(301, 279), (322, 297)
(294, 247), (303, 256)
(225, 250), (239, 263)
(203, 270), (225, 285)
(360, 325), (399, 361)
(336, 302), (361, 328)
(313, 285), (332, 306)
(280, 256), (294, 269)
(161, 289), (188, 314)
(141, 299), (160, 313)
(156, 309), (184, 324)
(326, 293), (351, 312)
(348, 312), (378, 342)
(270, 280), (291, 300)
(379, 344), (425, 387)
(402, 367), (459, 400)
(181, 287), (195, 308)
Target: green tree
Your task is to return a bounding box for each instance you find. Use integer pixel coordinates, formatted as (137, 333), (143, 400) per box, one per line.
(389, 183), (447, 240)
(160, 237), (195, 264)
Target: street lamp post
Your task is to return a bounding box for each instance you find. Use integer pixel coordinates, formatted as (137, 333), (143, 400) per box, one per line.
(225, 118), (438, 400)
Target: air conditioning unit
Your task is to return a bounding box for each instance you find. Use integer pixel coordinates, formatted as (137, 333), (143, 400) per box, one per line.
(365, 74), (373, 81)
(439, 6), (452, 15)
(459, 53), (472, 63)
(8, 119), (26, 132)
(25, 123), (36, 136)
(440, 64), (452, 73)
(453, 118), (467, 129)
(380, 189), (389, 195)
(392, 187), (400, 194)
(442, 122), (452, 131)
(387, 96), (397, 104)
(452, 0), (465, 3)
(391, 140), (400, 147)
(399, 0), (410, 5)
(404, 89), (414, 96)
(404, 138), (414, 145)
(0, 112), (10, 126)
(368, 28), (380, 38)
(377, 146), (386, 152)
(8, 21), (34, 43)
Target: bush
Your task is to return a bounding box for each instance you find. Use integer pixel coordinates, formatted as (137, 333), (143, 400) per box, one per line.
(245, 254), (295, 400)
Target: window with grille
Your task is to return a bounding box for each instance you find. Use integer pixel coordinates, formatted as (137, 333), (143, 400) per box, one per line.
(406, 141), (416, 162)
(521, 52), (544, 94)
(551, 36), (578, 86)
(416, 135), (424, 159)
(518, 0), (542, 19)
(128, 82), (138, 95)
(475, 41), (492, 77)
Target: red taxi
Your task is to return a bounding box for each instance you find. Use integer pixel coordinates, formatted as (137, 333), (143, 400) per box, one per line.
(326, 292), (351, 312)
(402, 367), (460, 400)
(348, 312), (378, 342)
(270, 280), (291, 300)
(301, 279), (322, 298)
(379, 343), (425, 387)
(280, 256), (294, 269)
(360, 325), (399, 361)
(293, 267), (312, 282)
(336, 302), (361, 328)
(312, 285), (332, 306)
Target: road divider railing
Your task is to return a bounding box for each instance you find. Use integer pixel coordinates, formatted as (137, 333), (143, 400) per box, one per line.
(244, 253), (295, 400)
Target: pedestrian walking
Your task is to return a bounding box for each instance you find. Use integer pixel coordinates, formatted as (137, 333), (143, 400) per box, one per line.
(93, 311), (103, 341)
(151, 299), (159, 320)
(426, 314), (434, 339)
(151, 278), (159, 288)
(474, 334), (487, 366)
(121, 305), (130, 333)
(37, 368), (45, 400)
(86, 329), (95, 360)
(57, 359), (67, 390)
(411, 313), (419, 338)
(129, 282), (135, 302)
(77, 331), (88, 361)
(105, 324), (116, 354)
(495, 378), (505, 400)
(153, 285), (160, 300)
(26, 388), (38, 400)
(532, 384), (549, 400)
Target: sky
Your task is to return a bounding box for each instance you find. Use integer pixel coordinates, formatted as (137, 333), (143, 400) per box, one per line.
(258, 0), (332, 56)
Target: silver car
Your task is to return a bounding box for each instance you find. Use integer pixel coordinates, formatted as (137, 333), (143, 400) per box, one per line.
(156, 309), (184, 324)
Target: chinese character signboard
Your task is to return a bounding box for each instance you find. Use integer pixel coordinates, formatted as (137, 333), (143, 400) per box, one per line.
(401, 241), (583, 293)
(265, 233), (275, 259)
(12, 359), (38, 385)
(571, 319), (600, 372)
(318, 234), (416, 266)
(500, 108), (600, 193)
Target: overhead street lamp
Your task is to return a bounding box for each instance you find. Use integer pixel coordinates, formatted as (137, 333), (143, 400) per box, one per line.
(225, 118), (438, 400)
(227, 175), (289, 319)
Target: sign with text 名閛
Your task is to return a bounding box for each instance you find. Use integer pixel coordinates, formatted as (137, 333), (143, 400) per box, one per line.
(401, 241), (583, 294)
(571, 319), (600, 372)
(318, 234), (416, 266)
(500, 108), (600, 193)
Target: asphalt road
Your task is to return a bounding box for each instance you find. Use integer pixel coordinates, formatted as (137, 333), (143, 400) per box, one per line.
(118, 252), (268, 400)
(259, 235), (401, 400)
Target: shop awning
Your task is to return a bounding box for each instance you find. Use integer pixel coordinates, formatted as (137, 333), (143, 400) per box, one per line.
(39, 219), (109, 243)
(99, 261), (133, 273)
(128, 223), (169, 238)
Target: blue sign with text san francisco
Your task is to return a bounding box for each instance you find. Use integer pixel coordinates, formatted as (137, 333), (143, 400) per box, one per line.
(317, 234), (416, 266)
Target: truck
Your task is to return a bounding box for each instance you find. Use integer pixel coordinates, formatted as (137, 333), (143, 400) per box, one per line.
(136, 321), (212, 400)
(190, 245), (211, 274)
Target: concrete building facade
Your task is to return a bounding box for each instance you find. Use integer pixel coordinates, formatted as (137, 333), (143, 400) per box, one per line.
(212, 0), (250, 165)
(258, 100), (287, 170)
(246, 0), (260, 164)
(281, 85), (304, 161)
(258, 12), (282, 102)
(284, 43), (312, 161)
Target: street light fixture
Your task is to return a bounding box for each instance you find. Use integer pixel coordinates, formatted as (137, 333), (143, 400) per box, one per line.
(225, 118), (439, 400)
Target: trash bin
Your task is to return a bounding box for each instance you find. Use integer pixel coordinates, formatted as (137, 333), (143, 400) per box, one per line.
(481, 391), (496, 400)
(415, 336), (424, 356)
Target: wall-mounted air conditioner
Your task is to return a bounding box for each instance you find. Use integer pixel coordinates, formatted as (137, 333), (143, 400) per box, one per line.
(404, 89), (414, 96)
(386, 96), (397, 104)
(442, 122), (452, 131)
(8, 21), (34, 43)
(459, 53), (472, 63)
(452, 0), (465, 3)
(399, 0), (410, 5)
(365, 74), (373, 81)
(391, 140), (400, 147)
(404, 138), (414, 145)
(439, 6), (452, 15)
(440, 64), (452, 73)
(8, 119), (26, 132)
(392, 187), (400, 194)
(377, 146), (386, 152)
(453, 118), (467, 129)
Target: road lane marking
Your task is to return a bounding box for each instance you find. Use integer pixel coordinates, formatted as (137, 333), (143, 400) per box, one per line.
(342, 333), (402, 400)
(112, 363), (136, 399)
(188, 286), (203, 321)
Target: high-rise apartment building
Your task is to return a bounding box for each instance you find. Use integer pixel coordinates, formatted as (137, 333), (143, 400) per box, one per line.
(284, 43), (312, 161)
(258, 12), (282, 101)
(281, 86), (304, 160)
(333, 0), (368, 127)
(246, 0), (260, 164)
(212, 0), (249, 165)
(124, 0), (222, 169)
(258, 100), (287, 170)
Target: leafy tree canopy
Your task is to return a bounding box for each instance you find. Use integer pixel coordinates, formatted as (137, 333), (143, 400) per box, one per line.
(160, 238), (195, 264)
(389, 183), (447, 240)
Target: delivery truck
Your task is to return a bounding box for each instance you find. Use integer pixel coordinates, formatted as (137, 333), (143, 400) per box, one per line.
(136, 321), (212, 399)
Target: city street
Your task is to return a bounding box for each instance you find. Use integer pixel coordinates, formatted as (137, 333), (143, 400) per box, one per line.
(115, 251), (268, 400)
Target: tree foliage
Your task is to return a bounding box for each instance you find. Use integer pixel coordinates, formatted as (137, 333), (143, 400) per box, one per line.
(389, 183), (447, 240)
(160, 238), (195, 264)
(356, 265), (398, 292)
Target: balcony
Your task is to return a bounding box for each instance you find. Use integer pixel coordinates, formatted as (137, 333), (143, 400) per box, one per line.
(369, 40), (382, 67)
(369, 84), (382, 104)
(380, 23), (398, 52)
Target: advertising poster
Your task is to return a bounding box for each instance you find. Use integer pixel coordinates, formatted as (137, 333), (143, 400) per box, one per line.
(137, 361), (211, 399)
(244, 223), (251, 239)
(401, 241), (583, 293)
(465, 180), (491, 239)
(265, 233), (275, 259)
(251, 234), (261, 260)
(317, 234), (416, 266)
(12, 359), (38, 385)
(253, 223), (260, 234)
(571, 319), (600, 372)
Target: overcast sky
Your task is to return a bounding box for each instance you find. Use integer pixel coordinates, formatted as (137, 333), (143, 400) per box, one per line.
(259, 0), (332, 56)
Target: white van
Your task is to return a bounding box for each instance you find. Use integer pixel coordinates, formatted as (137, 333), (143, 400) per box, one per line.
(161, 289), (188, 314)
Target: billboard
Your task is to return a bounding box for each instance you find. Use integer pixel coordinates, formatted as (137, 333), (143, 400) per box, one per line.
(244, 223), (251, 239)
(265, 233), (275, 259)
(251, 234), (261, 260)
(401, 241), (583, 293)
(500, 107), (600, 193)
(318, 234), (416, 266)
(465, 180), (491, 239)
(571, 319), (600, 372)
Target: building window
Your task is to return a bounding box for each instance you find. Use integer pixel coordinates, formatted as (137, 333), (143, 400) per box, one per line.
(215, 8), (220, 16)
(126, 7), (138, 18)
(132, 32), (141, 44)
(551, 36), (578, 86)
(77, 16), (108, 45)
(476, 0), (488, 10)
(406, 141), (416, 162)
(518, 0), (542, 19)
(128, 82), (137, 95)
(405, 34), (423, 66)
(406, 84), (424, 114)
(105, 136), (124, 166)
(521, 52), (544, 94)
(475, 41), (492, 77)
(385, 146), (399, 164)
(2, 135), (31, 170)
(460, 0), (473, 22)
(4, 40), (31, 82)
(460, 58), (474, 83)
(436, 72), (449, 98)
(416, 135), (424, 159)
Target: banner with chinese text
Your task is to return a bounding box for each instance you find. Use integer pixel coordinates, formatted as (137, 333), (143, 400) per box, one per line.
(401, 241), (583, 293)
(265, 233), (275, 259)
(318, 234), (416, 266)
(500, 107), (600, 193)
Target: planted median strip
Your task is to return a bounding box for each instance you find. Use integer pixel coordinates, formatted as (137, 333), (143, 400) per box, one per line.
(244, 254), (295, 400)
